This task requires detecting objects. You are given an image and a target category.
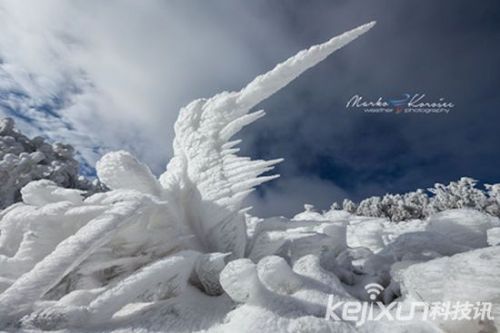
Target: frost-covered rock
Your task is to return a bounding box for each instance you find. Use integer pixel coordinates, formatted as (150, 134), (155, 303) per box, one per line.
(401, 246), (500, 304)
(426, 208), (500, 248)
(347, 217), (386, 253)
(400, 246), (500, 332)
(487, 227), (500, 246)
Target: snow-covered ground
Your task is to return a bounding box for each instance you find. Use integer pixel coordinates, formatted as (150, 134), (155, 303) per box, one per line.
(0, 22), (499, 333)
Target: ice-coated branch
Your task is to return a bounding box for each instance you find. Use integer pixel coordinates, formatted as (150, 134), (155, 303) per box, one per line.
(87, 251), (200, 322)
(0, 200), (143, 324)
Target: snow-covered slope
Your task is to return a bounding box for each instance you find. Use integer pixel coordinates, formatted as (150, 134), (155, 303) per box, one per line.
(1, 21), (498, 333)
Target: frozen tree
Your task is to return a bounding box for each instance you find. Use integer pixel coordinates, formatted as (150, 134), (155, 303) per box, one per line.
(342, 199), (357, 214)
(377, 190), (430, 222)
(330, 202), (340, 210)
(401, 189), (429, 219)
(428, 177), (488, 213)
(341, 178), (500, 222)
(356, 196), (383, 218)
(485, 184), (500, 216)
(0, 118), (103, 209)
(380, 194), (408, 222)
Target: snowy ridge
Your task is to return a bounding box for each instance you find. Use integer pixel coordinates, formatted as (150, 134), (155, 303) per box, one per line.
(2, 21), (498, 333)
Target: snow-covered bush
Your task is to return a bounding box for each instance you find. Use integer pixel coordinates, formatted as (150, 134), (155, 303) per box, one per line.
(342, 198), (357, 214)
(485, 183), (500, 216)
(427, 177), (488, 213)
(356, 196), (384, 218)
(340, 178), (500, 222)
(0, 117), (103, 209)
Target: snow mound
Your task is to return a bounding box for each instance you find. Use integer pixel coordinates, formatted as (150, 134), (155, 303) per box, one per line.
(96, 150), (162, 196)
(427, 208), (500, 248)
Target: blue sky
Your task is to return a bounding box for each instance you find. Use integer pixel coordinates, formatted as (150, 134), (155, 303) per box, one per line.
(1, 0), (499, 217)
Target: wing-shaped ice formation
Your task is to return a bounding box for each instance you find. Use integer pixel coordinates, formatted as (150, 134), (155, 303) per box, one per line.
(159, 21), (376, 258)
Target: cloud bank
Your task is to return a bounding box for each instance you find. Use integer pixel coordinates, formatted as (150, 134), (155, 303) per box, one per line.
(0, 0), (294, 170)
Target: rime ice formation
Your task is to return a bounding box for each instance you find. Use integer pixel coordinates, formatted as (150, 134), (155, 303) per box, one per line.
(0, 21), (499, 333)
(0, 117), (103, 209)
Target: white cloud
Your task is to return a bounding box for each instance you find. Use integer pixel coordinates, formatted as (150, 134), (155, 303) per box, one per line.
(0, 1), (359, 217)
(0, 0), (294, 171)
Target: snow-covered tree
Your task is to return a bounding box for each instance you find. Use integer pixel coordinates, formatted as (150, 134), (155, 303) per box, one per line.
(0, 118), (103, 209)
(485, 183), (500, 216)
(342, 199), (357, 213)
(330, 202), (340, 210)
(341, 178), (500, 222)
(356, 196), (383, 218)
(428, 177), (488, 213)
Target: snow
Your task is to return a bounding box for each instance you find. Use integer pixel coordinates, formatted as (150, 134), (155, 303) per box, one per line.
(21, 180), (85, 206)
(96, 151), (162, 196)
(488, 227), (500, 246)
(427, 208), (500, 248)
(1, 20), (499, 332)
(400, 246), (500, 331)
